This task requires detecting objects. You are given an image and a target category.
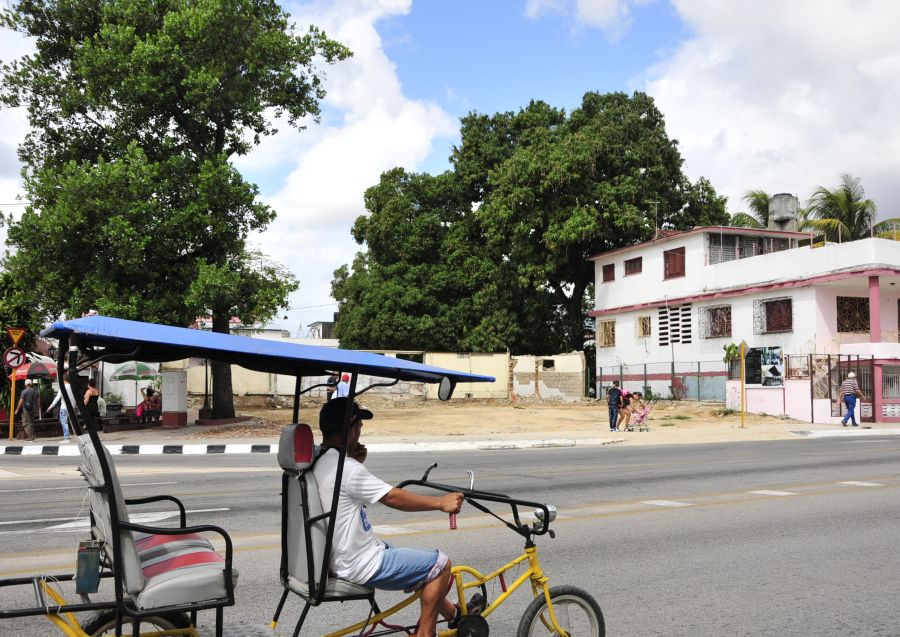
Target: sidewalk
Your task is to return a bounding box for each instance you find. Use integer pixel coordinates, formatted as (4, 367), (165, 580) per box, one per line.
(2, 400), (898, 455)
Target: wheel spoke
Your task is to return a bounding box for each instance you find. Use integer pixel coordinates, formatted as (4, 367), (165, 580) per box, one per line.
(556, 602), (571, 632)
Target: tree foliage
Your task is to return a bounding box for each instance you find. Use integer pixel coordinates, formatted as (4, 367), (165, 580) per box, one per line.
(804, 174), (877, 242)
(1, 0), (348, 416)
(334, 91), (729, 354)
(742, 189), (771, 227)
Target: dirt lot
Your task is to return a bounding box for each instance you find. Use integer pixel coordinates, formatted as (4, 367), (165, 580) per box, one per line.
(192, 397), (809, 445)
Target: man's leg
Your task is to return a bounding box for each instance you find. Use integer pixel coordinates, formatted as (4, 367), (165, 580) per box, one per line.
(848, 396), (858, 426)
(609, 404), (618, 430)
(22, 412), (34, 440)
(415, 560), (455, 637)
(841, 397), (849, 425)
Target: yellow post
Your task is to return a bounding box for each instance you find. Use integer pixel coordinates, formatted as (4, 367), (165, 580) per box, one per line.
(740, 341), (746, 429)
(8, 377), (15, 441)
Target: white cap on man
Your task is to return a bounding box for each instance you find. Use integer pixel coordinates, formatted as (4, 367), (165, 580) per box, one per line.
(848, 372), (856, 379)
(24, 379), (33, 386)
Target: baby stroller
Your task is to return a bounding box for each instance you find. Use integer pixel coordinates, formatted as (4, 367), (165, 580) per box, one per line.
(626, 401), (655, 432)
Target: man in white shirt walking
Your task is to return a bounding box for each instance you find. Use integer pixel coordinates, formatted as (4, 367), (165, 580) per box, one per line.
(313, 398), (465, 637)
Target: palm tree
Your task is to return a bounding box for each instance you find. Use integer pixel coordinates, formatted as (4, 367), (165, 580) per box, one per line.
(742, 190), (771, 227)
(804, 174), (877, 242)
(728, 212), (763, 228)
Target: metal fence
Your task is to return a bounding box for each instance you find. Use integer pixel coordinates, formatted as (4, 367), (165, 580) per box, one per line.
(596, 360), (727, 401)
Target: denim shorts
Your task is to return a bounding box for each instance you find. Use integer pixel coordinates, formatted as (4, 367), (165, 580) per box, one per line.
(365, 547), (448, 592)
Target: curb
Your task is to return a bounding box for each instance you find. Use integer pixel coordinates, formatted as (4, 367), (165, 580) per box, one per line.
(791, 428), (900, 438)
(0, 438), (627, 456)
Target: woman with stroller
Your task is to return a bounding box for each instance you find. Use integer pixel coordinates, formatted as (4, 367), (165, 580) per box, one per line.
(617, 391), (644, 431)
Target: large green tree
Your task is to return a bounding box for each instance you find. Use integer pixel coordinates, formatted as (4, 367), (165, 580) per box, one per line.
(335, 91), (728, 353)
(742, 189), (771, 227)
(1, 0), (349, 416)
(804, 174), (878, 242)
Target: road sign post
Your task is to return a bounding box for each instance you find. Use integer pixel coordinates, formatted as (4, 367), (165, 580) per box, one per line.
(4, 343), (27, 441)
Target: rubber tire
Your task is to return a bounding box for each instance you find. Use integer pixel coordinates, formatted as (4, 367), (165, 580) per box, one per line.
(81, 610), (192, 636)
(516, 585), (605, 637)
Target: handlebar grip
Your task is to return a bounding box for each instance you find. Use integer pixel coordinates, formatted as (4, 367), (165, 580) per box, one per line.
(449, 513), (457, 530)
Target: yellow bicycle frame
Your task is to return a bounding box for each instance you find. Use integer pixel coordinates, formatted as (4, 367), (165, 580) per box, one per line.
(38, 580), (199, 637)
(322, 544), (569, 637)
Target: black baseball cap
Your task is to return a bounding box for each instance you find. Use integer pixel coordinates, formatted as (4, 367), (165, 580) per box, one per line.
(319, 397), (374, 435)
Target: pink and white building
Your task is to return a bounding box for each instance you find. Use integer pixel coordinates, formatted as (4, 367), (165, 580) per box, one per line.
(589, 227), (900, 424)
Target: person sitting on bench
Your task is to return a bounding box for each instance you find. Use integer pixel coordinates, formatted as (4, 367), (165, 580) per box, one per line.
(312, 398), (466, 637)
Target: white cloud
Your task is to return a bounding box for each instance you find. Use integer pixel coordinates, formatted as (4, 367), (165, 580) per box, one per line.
(247, 0), (457, 335)
(524, 0), (646, 36)
(644, 0), (900, 218)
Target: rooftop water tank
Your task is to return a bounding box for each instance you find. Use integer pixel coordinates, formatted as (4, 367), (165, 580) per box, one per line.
(768, 193), (799, 222)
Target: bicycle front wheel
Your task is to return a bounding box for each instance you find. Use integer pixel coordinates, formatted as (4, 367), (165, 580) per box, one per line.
(81, 610), (192, 636)
(516, 585), (604, 637)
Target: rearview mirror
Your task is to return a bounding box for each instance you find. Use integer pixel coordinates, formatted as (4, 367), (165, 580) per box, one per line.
(438, 376), (454, 401)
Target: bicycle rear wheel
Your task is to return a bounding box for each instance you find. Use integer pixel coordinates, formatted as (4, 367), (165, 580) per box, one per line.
(516, 585), (604, 636)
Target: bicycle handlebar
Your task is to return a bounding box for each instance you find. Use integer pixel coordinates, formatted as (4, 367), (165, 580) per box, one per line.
(396, 475), (555, 540)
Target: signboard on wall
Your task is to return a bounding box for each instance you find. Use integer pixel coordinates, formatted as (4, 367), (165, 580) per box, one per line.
(745, 346), (783, 386)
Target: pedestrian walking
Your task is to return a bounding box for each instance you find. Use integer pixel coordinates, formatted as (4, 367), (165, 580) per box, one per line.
(335, 373), (351, 398)
(607, 380), (622, 432)
(839, 371), (862, 427)
(15, 379), (40, 441)
(48, 377), (76, 442)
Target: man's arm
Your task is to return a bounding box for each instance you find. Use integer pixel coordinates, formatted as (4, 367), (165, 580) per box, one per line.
(380, 488), (463, 514)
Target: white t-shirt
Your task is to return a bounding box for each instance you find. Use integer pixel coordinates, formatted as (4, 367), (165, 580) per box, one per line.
(335, 381), (350, 398)
(312, 448), (392, 584)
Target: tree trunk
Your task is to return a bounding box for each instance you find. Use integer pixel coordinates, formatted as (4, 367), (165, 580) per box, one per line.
(210, 310), (236, 419)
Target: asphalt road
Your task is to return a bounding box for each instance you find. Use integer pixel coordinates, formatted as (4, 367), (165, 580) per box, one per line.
(1, 437), (899, 636)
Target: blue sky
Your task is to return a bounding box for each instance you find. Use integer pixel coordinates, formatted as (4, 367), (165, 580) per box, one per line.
(1, 0), (897, 335)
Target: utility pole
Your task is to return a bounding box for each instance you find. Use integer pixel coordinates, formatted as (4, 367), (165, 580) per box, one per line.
(649, 201), (660, 238)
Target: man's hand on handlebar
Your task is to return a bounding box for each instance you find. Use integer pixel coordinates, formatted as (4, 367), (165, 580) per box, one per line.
(438, 492), (464, 514)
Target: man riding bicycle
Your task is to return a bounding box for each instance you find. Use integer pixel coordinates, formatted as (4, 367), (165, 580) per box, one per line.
(313, 398), (467, 637)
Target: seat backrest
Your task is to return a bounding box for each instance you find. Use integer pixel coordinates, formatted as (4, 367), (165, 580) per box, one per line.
(77, 434), (145, 594)
(278, 424), (328, 596)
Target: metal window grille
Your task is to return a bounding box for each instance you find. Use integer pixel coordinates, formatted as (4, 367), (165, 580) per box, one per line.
(602, 263), (615, 282)
(836, 296), (870, 333)
(624, 257), (642, 275)
(663, 247), (685, 279)
(636, 315), (651, 338)
(658, 304), (692, 346)
(598, 320), (616, 347)
(785, 355), (810, 379)
(700, 305), (732, 338)
(883, 366), (900, 399)
(708, 234), (737, 264)
(727, 358), (741, 380)
(754, 297), (793, 334)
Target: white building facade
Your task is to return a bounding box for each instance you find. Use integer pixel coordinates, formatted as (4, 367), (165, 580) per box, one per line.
(590, 228), (900, 424)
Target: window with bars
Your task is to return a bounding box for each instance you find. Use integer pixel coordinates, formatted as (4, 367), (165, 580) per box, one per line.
(663, 247), (686, 279)
(624, 257), (642, 275)
(597, 320), (616, 347)
(658, 304), (692, 346)
(701, 305), (732, 338)
(636, 315), (651, 338)
(602, 263), (615, 283)
(753, 297), (793, 334)
(836, 296), (870, 333)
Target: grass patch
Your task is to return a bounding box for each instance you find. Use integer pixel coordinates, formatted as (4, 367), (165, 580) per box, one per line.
(719, 409), (737, 416)
(671, 415), (691, 421)
(660, 422), (676, 427)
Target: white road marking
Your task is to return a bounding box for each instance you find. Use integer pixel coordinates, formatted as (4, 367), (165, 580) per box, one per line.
(183, 445), (209, 455)
(0, 481), (177, 494)
(0, 470), (20, 478)
(373, 525), (420, 536)
(838, 481), (884, 487)
(749, 490), (797, 496)
(641, 500), (693, 508)
(225, 444), (252, 454)
(0, 508), (229, 533)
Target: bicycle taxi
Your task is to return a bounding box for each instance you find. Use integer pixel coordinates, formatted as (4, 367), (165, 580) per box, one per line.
(0, 316), (604, 637)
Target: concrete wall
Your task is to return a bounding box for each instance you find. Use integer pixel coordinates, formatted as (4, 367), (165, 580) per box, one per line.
(511, 353), (585, 402)
(423, 353), (509, 400)
(726, 379), (848, 424)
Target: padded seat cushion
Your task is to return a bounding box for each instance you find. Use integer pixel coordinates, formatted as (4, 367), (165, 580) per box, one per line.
(287, 575), (372, 601)
(134, 532), (214, 562)
(135, 546), (238, 610)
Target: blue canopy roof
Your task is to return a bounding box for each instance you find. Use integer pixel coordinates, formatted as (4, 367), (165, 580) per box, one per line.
(43, 316), (495, 386)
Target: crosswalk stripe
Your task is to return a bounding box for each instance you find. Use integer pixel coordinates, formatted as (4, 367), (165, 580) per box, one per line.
(837, 481), (883, 487)
(749, 490), (797, 496)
